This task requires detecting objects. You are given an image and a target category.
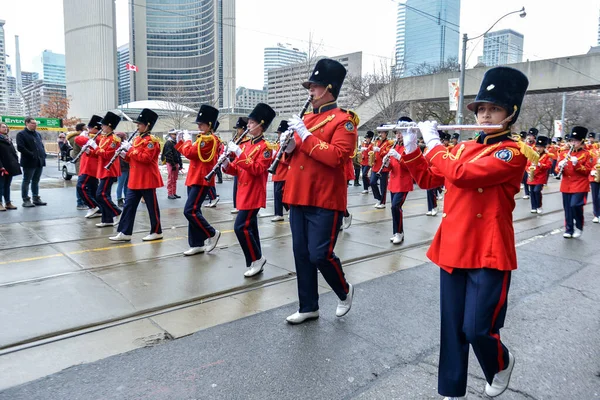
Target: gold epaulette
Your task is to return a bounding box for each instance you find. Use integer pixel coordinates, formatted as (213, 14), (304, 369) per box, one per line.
(265, 141), (278, 151)
(114, 136), (122, 143)
(66, 132), (79, 141)
(341, 108), (360, 126)
(510, 134), (539, 163)
(150, 135), (160, 143)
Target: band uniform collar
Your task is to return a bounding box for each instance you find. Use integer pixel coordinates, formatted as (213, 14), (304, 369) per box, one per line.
(476, 129), (511, 145)
(314, 101), (337, 114)
(251, 133), (264, 145)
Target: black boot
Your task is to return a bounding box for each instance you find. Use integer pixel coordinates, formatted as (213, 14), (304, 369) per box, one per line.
(118, 198), (124, 208)
(32, 196), (47, 206)
(22, 197), (35, 207)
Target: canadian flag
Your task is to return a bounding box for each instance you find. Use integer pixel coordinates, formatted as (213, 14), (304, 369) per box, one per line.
(125, 63), (139, 72)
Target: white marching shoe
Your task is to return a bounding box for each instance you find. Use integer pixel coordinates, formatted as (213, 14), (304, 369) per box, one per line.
(95, 222), (112, 228)
(361, 190), (368, 194)
(530, 209), (537, 214)
(536, 208), (543, 214)
(230, 208), (239, 214)
(271, 215), (284, 222)
(336, 283), (354, 317)
(85, 207), (100, 218)
(375, 203), (386, 209)
(593, 216), (599, 223)
(373, 201), (381, 208)
(342, 214), (352, 230)
(286, 311), (319, 325)
(485, 352), (515, 397)
(392, 232), (404, 244)
(431, 208), (438, 216)
(183, 247), (205, 256)
(244, 257), (266, 277)
(443, 396), (467, 400)
(142, 233), (163, 241)
(563, 232), (573, 238)
(572, 228), (582, 238)
(112, 214), (121, 226)
(523, 195), (530, 199)
(206, 196), (220, 208)
(205, 230), (221, 252)
(109, 232), (131, 242)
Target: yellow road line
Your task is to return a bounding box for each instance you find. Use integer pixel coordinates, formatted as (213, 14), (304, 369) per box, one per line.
(0, 253), (64, 265)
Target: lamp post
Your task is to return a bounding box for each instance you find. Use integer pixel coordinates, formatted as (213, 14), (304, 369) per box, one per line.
(456, 7), (526, 125)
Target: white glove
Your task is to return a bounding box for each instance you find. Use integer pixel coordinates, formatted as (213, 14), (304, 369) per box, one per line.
(418, 121), (441, 149)
(183, 130), (192, 142)
(280, 130), (296, 154)
(120, 141), (132, 151)
(558, 159), (567, 168)
(85, 147), (91, 154)
(227, 141), (242, 157)
(221, 158), (230, 170)
(176, 131), (184, 142)
(119, 150), (128, 159)
(289, 115), (311, 142)
(591, 170), (597, 177)
(360, 147), (367, 151)
(87, 138), (98, 150)
(388, 148), (401, 161)
(570, 156), (578, 165)
(372, 146), (381, 152)
(402, 127), (418, 154)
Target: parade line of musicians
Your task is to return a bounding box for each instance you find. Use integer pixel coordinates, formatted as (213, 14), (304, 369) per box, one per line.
(32, 60), (600, 398)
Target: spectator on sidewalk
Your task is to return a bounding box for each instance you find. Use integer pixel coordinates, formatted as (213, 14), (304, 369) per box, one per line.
(67, 123), (87, 209)
(0, 123), (21, 210)
(16, 117), (47, 207)
(162, 130), (182, 199)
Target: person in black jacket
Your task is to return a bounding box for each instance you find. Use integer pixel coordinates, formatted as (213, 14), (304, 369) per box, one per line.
(16, 117), (47, 207)
(0, 123), (22, 211)
(162, 130), (182, 199)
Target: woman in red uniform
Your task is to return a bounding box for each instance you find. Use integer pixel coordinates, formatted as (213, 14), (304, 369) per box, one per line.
(75, 115), (102, 218)
(370, 128), (393, 208)
(175, 105), (222, 256)
(526, 135), (552, 214)
(400, 67), (534, 399)
(109, 108), (163, 242)
(222, 103), (275, 277)
(359, 131), (374, 194)
(271, 120), (289, 222)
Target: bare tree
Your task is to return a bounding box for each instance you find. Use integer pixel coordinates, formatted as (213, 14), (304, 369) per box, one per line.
(412, 100), (457, 125)
(410, 57), (460, 76)
(159, 82), (196, 130)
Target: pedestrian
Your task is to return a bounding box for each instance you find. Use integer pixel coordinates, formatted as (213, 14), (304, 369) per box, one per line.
(57, 132), (71, 161)
(556, 126), (594, 238)
(115, 132), (129, 208)
(16, 117), (48, 207)
(175, 104), (222, 256)
(162, 130), (182, 199)
(280, 58), (357, 324)
(370, 126), (393, 209)
(400, 66), (534, 399)
(352, 143), (361, 187)
(526, 136), (552, 214)
(359, 131), (374, 194)
(89, 112), (123, 228)
(110, 108), (164, 242)
(222, 103), (275, 278)
(0, 123), (21, 210)
(68, 123), (87, 210)
(271, 120), (289, 222)
(588, 133), (600, 223)
(75, 116), (102, 218)
(230, 117), (248, 214)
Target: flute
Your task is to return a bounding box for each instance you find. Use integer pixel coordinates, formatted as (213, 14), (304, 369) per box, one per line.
(376, 124), (504, 131)
(267, 94), (313, 174)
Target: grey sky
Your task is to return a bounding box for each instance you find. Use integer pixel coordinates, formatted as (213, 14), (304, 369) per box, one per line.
(2, 0), (598, 90)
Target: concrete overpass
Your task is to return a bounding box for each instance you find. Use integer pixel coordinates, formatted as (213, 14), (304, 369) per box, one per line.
(355, 52), (600, 128)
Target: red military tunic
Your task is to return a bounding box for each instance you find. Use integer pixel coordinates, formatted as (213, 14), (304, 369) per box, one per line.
(372, 139), (394, 173)
(90, 133), (121, 179)
(360, 142), (372, 166)
(272, 143), (289, 182)
(556, 147), (594, 193)
(74, 134), (99, 177)
(175, 134), (219, 187)
(344, 152), (355, 181)
(223, 134), (272, 210)
(388, 144), (414, 193)
(283, 103), (358, 212)
(402, 136), (528, 273)
(125, 133), (164, 189)
(526, 152), (552, 185)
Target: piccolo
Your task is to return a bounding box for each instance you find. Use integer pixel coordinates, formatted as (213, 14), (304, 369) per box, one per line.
(267, 94), (313, 174)
(104, 129), (138, 170)
(205, 127), (251, 181)
(376, 124), (503, 131)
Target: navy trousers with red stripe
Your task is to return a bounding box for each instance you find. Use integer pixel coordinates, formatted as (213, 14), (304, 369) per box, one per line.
(438, 268), (511, 397)
(289, 205), (349, 313)
(77, 174), (99, 209)
(273, 181), (285, 216)
(391, 192), (408, 234)
(591, 182), (600, 217)
(426, 188), (439, 211)
(562, 192), (587, 234)
(184, 185), (216, 247)
(370, 171), (388, 204)
(96, 178), (121, 223)
(234, 209), (261, 267)
(117, 188), (162, 236)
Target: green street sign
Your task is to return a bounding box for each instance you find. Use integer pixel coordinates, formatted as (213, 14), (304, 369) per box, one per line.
(1, 116), (63, 129)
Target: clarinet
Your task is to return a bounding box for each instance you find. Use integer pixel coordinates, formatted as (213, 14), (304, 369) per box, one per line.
(70, 135), (97, 164)
(205, 127), (251, 181)
(376, 137), (402, 177)
(555, 145), (574, 180)
(104, 129), (139, 170)
(267, 94), (313, 174)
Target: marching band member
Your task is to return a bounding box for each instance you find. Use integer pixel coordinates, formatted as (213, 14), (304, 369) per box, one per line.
(204, 121), (223, 208)
(75, 115), (102, 219)
(387, 123), (413, 245)
(89, 112), (122, 227)
(175, 105), (222, 256)
(449, 132), (460, 147)
(359, 131), (374, 194)
(521, 127), (538, 199)
(526, 135), (552, 214)
(110, 108), (163, 242)
(370, 126), (393, 208)
(280, 58), (357, 325)
(400, 66), (534, 399)
(271, 120), (289, 222)
(222, 103), (275, 277)
(556, 126), (594, 238)
(589, 137), (600, 223)
(230, 117), (248, 214)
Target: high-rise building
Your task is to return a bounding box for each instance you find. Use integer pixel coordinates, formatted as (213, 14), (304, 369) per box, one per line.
(22, 79), (67, 117)
(0, 20), (8, 114)
(130, 0), (236, 110)
(394, 0), (460, 77)
(235, 86), (267, 113)
(33, 50), (66, 85)
(267, 52), (362, 116)
(21, 71), (39, 88)
(597, 8), (600, 45)
(117, 44), (130, 106)
(263, 43), (307, 90)
(481, 29), (524, 67)
(63, 0), (118, 118)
